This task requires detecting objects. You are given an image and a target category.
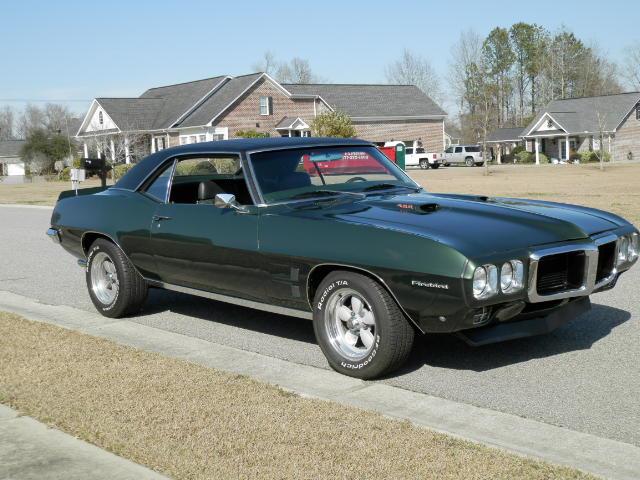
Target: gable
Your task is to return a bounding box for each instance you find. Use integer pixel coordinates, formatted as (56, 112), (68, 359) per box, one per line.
(78, 100), (121, 135)
(529, 113), (566, 134)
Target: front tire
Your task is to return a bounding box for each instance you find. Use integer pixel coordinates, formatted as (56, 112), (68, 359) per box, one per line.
(86, 239), (148, 318)
(465, 157), (474, 167)
(419, 159), (429, 169)
(312, 271), (414, 379)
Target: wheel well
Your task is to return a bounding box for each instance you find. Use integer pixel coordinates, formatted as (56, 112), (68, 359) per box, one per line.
(81, 232), (113, 255)
(306, 264), (422, 332)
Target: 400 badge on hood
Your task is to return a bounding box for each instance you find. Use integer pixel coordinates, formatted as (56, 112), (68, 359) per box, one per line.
(47, 138), (639, 379)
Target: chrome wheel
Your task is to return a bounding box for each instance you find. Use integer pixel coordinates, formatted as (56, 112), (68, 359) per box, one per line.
(324, 288), (376, 361)
(90, 252), (119, 305)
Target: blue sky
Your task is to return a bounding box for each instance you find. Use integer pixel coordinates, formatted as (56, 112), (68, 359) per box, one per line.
(2, 0), (638, 115)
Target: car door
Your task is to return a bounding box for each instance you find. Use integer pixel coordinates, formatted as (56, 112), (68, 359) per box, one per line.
(146, 155), (265, 302)
(404, 147), (416, 166)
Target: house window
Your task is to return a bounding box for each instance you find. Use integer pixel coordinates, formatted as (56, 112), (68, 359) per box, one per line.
(98, 111), (104, 125)
(259, 96), (272, 115)
(198, 134), (206, 142)
(546, 119), (553, 128)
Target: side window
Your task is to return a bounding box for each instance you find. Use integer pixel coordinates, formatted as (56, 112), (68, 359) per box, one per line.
(455, 146), (463, 153)
(259, 96), (272, 115)
(445, 147), (453, 153)
(143, 162), (174, 202)
(169, 155), (251, 205)
(406, 148), (413, 155)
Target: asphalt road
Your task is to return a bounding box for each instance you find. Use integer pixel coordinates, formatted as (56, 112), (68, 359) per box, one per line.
(1, 205), (638, 447)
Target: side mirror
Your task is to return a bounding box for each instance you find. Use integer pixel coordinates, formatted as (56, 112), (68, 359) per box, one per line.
(214, 193), (246, 212)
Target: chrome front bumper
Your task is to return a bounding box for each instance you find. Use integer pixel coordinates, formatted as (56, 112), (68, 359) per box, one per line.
(46, 228), (61, 244)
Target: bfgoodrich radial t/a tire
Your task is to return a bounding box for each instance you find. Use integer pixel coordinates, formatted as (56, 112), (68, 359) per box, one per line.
(312, 271), (415, 379)
(86, 239), (148, 318)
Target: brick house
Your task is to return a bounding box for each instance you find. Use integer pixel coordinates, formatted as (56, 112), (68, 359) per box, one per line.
(521, 92), (640, 163)
(75, 72), (446, 163)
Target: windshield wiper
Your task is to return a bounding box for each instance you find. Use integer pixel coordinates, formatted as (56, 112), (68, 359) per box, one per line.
(363, 183), (421, 193)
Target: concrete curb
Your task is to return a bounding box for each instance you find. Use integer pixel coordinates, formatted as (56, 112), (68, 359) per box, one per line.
(0, 404), (168, 480)
(0, 203), (53, 210)
(1, 289), (639, 480)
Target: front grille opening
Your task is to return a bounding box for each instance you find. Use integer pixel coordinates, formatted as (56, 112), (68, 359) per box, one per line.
(537, 251), (586, 295)
(596, 241), (616, 283)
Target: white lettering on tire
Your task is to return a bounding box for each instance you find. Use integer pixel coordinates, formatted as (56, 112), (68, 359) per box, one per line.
(316, 280), (348, 311)
(340, 335), (380, 369)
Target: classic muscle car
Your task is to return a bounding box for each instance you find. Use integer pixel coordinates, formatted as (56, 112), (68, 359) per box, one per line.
(47, 137), (639, 379)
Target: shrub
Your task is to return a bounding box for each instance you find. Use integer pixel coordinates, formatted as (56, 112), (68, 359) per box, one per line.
(515, 150), (534, 163)
(112, 163), (135, 179)
(511, 145), (526, 156)
(59, 167), (71, 181)
(538, 153), (549, 164)
(235, 130), (270, 138)
(580, 151), (611, 163)
(311, 110), (356, 137)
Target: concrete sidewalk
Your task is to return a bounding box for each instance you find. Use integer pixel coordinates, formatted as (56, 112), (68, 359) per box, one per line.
(2, 289), (640, 480)
(0, 405), (167, 480)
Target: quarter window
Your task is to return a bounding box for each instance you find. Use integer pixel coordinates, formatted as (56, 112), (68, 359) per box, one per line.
(259, 96), (272, 115)
(144, 162), (174, 202)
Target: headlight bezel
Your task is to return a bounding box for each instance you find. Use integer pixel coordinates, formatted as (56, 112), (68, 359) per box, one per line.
(500, 260), (524, 294)
(472, 264), (498, 300)
(617, 233), (639, 267)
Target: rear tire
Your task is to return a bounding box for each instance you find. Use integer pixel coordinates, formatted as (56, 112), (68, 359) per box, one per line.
(312, 271), (414, 379)
(419, 159), (429, 169)
(86, 239), (148, 318)
(431, 163), (440, 169)
(465, 157), (474, 167)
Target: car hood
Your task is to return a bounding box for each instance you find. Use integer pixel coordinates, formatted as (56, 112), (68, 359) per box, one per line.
(302, 192), (625, 256)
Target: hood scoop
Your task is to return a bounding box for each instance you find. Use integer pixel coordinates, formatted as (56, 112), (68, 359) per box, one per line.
(394, 202), (440, 215)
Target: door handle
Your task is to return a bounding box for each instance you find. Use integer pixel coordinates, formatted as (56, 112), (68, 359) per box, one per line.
(152, 215), (172, 222)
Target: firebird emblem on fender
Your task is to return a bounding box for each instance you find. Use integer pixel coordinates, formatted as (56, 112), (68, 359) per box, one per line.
(412, 280), (449, 290)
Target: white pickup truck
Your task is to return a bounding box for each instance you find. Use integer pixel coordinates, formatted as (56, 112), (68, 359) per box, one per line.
(385, 142), (444, 169)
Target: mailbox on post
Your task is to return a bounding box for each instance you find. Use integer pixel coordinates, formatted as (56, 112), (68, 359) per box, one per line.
(81, 156), (112, 187)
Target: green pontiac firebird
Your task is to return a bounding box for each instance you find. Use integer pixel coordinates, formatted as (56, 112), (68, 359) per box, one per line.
(47, 137), (639, 379)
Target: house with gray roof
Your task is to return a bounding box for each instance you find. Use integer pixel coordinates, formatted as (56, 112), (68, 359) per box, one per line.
(521, 92), (640, 163)
(0, 140), (26, 176)
(483, 127), (525, 163)
(76, 73), (446, 163)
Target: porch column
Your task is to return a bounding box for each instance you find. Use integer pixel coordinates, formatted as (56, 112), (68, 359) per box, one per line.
(496, 144), (502, 164)
(124, 136), (131, 164)
(565, 134), (570, 160)
(110, 138), (115, 161)
(150, 136), (156, 154)
(535, 137), (540, 165)
(83, 142), (88, 158)
(96, 143), (101, 159)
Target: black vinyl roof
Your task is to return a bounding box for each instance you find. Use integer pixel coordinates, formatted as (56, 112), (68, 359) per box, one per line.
(114, 137), (373, 191)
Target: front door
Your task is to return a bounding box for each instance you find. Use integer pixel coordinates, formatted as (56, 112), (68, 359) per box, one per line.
(147, 155), (265, 301)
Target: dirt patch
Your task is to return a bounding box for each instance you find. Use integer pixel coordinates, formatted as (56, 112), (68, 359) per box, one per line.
(0, 312), (593, 480)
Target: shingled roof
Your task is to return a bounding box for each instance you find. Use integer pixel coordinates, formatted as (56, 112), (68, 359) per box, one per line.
(485, 127), (525, 143)
(80, 73), (447, 136)
(524, 92), (640, 136)
(0, 140), (26, 158)
(283, 83), (446, 118)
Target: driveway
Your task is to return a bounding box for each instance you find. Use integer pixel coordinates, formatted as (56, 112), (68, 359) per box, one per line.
(1, 205), (638, 447)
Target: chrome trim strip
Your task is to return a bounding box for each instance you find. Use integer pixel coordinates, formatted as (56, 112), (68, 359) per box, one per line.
(46, 228), (61, 244)
(528, 234), (619, 303)
(154, 281), (313, 320)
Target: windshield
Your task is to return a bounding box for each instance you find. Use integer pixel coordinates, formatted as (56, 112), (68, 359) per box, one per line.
(249, 146), (418, 203)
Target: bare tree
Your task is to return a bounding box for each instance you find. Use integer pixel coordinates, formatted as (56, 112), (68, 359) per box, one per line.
(15, 103), (75, 138)
(0, 106), (14, 140)
(251, 51), (277, 75)
(621, 41), (640, 90)
(275, 57), (320, 83)
(385, 49), (442, 104)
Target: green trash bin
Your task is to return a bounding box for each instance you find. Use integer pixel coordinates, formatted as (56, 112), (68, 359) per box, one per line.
(395, 143), (406, 170)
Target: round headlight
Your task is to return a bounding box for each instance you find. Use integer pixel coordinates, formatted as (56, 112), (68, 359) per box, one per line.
(473, 267), (488, 297)
(500, 262), (513, 291)
(618, 237), (629, 264)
